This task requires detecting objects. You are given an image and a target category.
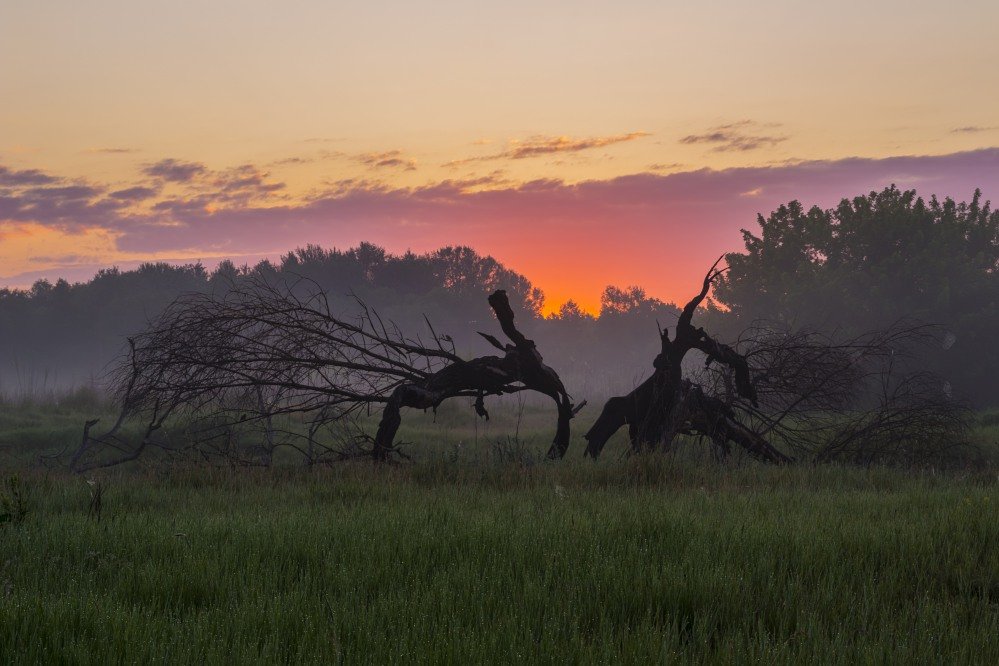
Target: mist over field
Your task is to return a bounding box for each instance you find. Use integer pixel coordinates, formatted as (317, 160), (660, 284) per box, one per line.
(4, 0), (999, 662)
(4, 185), (999, 408)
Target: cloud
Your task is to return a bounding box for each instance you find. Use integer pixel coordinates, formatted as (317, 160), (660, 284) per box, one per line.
(213, 165), (285, 197)
(142, 158), (207, 182)
(0, 179), (129, 231)
(680, 121), (787, 152)
(109, 186), (159, 201)
(648, 162), (685, 172)
(445, 132), (651, 166)
(4, 148), (999, 307)
(0, 182), (127, 231)
(0, 165), (59, 187)
(356, 150), (417, 171)
(270, 156), (312, 166)
(27, 253), (92, 265)
(952, 126), (998, 134)
(87, 147), (140, 154)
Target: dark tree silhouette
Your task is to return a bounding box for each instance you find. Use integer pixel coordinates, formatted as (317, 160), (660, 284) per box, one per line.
(373, 290), (581, 461)
(581, 259), (969, 465)
(583, 259), (791, 463)
(70, 277), (579, 470)
(714, 186), (999, 403)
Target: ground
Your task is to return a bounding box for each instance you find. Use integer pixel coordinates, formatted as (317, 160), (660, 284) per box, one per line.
(1, 401), (997, 663)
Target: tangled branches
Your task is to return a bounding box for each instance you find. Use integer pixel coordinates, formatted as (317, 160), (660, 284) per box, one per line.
(583, 260), (970, 465)
(70, 277), (579, 471)
(707, 322), (971, 465)
(69, 262), (968, 471)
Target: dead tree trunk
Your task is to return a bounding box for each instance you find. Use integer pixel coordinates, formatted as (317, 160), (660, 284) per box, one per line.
(582, 259), (791, 463)
(372, 290), (579, 459)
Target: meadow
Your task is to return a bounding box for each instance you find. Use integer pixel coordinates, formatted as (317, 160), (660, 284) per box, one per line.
(1, 400), (998, 664)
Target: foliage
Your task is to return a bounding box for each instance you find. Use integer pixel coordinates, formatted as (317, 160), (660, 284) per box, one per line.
(715, 186), (999, 402)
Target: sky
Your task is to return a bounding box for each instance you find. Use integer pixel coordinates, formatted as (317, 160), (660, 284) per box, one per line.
(2, 0), (999, 313)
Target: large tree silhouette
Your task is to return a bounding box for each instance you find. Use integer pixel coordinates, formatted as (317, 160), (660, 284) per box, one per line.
(70, 277), (579, 470)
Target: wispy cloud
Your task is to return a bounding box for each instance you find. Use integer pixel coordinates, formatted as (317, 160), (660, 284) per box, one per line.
(211, 165), (286, 203)
(952, 126), (998, 134)
(680, 121), (787, 152)
(270, 156), (312, 166)
(142, 158), (207, 182)
(356, 150), (417, 171)
(445, 132), (651, 166)
(27, 253), (99, 265)
(648, 162), (685, 172)
(86, 147), (140, 154)
(268, 150), (347, 167)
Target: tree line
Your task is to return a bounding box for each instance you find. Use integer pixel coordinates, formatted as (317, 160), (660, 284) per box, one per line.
(0, 244), (678, 397)
(3, 185), (998, 404)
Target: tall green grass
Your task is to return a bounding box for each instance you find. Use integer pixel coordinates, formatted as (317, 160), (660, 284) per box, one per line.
(1, 402), (997, 663)
(1, 462), (996, 664)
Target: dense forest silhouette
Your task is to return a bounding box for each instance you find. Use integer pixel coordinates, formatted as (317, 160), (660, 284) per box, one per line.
(0, 243), (679, 397)
(2, 185), (997, 404)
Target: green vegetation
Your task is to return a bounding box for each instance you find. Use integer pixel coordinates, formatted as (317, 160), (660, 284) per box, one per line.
(716, 185), (999, 401)
(1, 404), (997, 663)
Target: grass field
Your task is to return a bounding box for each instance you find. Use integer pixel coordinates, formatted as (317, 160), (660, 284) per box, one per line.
(1, 402), (998, 663)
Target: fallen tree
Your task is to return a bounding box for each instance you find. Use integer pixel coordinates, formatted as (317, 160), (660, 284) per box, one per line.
(70, 277), (580, 471)
(583, 259), (791, 463)
(68, 262), (967, 470)
(582, 260), (970, 465)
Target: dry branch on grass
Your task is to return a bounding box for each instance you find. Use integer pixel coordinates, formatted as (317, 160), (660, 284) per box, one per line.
(583, 260), (970, 465)
(70, 277), (580, 471)
(718, 323), (972, 464)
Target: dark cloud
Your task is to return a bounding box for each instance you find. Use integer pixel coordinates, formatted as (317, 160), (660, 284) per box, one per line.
(109, 186), (159, 201)
(27, 185), (100, 200)
(0, 180), (125, 230)
(446, 132), (651, 166)
(0, 166), (59, 187)
(142, 158), (207, 182)
(680, 121), (787, 152)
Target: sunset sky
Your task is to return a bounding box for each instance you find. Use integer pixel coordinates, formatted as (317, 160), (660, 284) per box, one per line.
(3, 0), (999, 312)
